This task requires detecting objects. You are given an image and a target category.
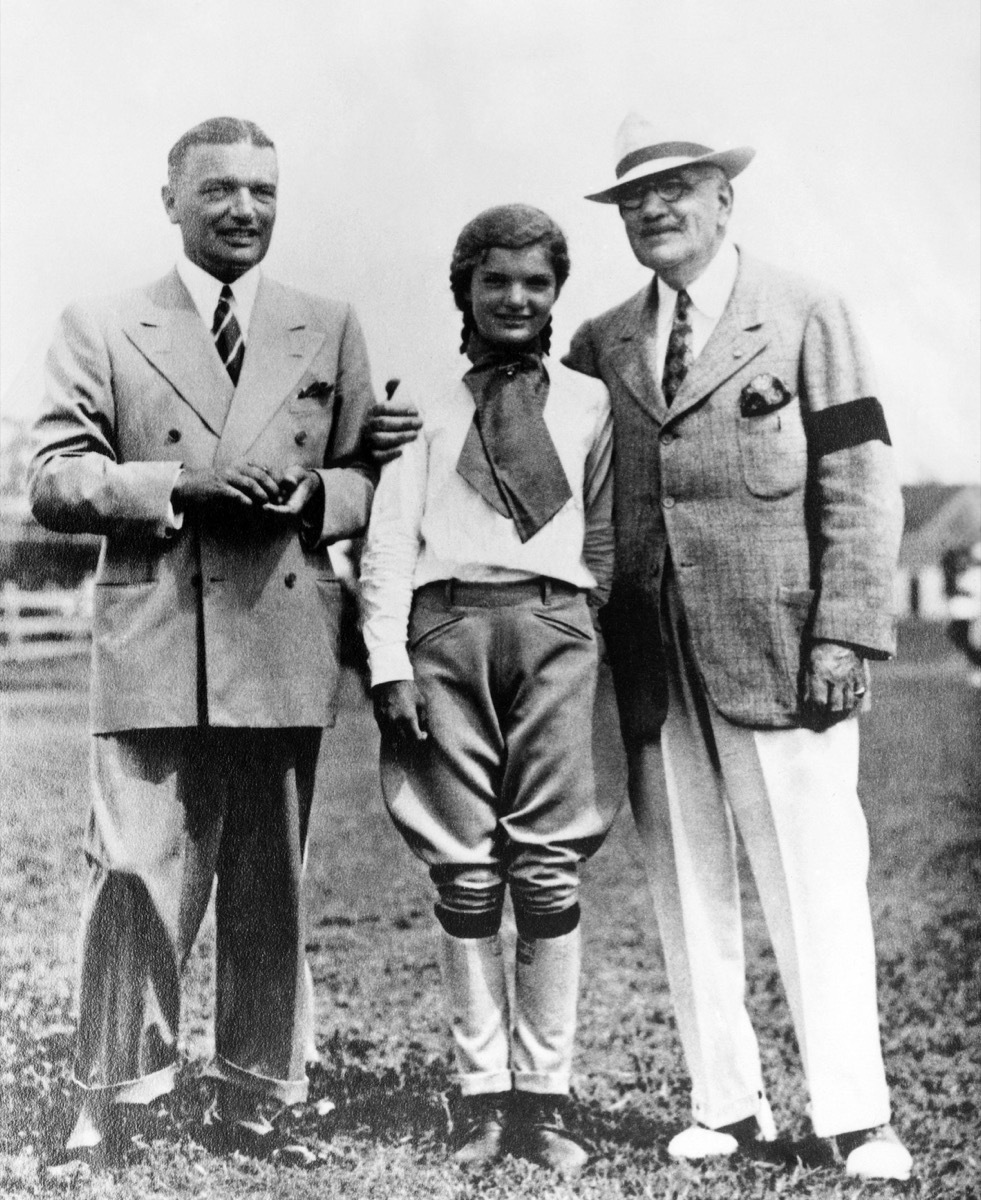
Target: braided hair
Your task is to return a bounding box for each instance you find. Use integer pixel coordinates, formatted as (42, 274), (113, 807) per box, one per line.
(449, 204), (570, 355)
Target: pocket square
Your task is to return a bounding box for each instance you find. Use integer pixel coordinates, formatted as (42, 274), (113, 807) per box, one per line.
(297, 381), (334, 402)
(740, 374), (792, 417)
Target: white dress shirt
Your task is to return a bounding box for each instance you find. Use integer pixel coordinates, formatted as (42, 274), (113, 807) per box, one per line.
(653, 239), (739, 383)
(165, 256), (262, 530)
(176, 253), (261, 338)
(360, 363), (614, 686)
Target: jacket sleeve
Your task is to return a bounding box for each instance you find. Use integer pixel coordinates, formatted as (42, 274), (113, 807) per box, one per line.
(582, 394), (614, 608)
(799, 293), (904, 657)
(561, 319), (604, 380)
(307, 304), (379, 547)
(28, 303), (182, 538)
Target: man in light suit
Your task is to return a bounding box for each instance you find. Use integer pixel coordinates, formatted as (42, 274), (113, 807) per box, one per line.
(560, 114), (911, 1180)
(29, 116), (376, 1158)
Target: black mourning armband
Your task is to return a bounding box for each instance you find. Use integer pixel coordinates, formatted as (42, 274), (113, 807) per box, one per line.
(804, 397), (891, 457)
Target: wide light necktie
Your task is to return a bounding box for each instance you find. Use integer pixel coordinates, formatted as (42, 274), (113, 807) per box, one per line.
(456, 335), (572, 542)
(662, 288), (693, 407)
(212, 284), (245, 386)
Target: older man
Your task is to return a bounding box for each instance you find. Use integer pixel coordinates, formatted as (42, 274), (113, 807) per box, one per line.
(30, 116), (376, 1158)
(561, 114), (910, 1181)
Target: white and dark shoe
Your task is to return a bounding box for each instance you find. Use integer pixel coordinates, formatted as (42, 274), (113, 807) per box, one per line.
(838, 1124), (912, 1181)
(668, 1096), (777, 1160)
(58, 1099), (163, 1169)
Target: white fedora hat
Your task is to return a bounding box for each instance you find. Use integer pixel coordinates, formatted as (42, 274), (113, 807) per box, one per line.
(587, 112), (755, 204)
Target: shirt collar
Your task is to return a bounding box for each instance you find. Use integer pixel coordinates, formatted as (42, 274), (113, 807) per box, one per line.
(656, 239), (738, 321)
(176, 253), (262, 337)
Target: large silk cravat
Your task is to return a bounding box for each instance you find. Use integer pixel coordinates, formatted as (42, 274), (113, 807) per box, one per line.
(212, 285), (245, 386)
(662, 288), (693, 407)
(456, 339), (572, 543)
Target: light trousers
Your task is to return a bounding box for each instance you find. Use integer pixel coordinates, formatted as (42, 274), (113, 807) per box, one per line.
(75, 727), (321, 1105)
(628, 583), (891, 1137)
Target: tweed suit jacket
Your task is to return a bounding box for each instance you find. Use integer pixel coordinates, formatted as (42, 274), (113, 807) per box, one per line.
(30, 269), (377, 732)
(563, 250), (903, 740)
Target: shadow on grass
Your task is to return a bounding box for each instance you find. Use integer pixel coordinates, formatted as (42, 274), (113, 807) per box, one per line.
(7, 1015), (685, 1169)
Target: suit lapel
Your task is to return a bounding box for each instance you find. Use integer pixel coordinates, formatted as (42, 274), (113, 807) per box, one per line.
(215, 279), (324, 465)
(666, 252), (769, 422)
(123, 270), (234, 436)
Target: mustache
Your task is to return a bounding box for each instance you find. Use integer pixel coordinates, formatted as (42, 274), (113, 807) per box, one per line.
(636, 220), (682, 234)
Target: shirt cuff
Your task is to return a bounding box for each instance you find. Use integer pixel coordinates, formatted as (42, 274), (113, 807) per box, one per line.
(368, 644), (415, 688)
(160, 464), (187, 538)
(164, 499), (185, 535)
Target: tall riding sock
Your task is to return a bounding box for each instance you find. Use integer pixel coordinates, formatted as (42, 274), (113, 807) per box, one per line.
(438, 928), (512, 1096)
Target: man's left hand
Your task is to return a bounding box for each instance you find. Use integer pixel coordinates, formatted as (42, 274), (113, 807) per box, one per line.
(263, 466), (324, 519)
(801, 641), (869, 729)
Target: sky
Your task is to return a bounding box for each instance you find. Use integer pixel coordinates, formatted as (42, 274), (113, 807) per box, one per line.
(1, 0), (979, 483)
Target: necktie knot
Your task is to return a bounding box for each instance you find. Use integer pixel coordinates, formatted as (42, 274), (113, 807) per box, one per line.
(456, 349), (572, 543)
(213, 285), (245, 386)
(662, 288), (694, 407)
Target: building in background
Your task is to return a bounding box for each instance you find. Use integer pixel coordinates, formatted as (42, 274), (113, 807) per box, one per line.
(896, 484), (981, 620)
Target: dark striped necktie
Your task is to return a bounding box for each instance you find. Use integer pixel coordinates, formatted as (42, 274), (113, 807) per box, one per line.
(212, 284), (245, 386)
(662, 288), (693, 407)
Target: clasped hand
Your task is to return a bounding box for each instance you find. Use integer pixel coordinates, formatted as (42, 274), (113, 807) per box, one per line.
(372, 680), (429, 744)
(173, 462), (322, 518)
(800, 640), (869, 729)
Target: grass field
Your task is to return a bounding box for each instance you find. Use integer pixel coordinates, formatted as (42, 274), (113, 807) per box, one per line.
(1, 624), (979, 1199)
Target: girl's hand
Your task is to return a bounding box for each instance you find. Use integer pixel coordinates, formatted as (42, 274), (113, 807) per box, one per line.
(371, 679), (429, 742)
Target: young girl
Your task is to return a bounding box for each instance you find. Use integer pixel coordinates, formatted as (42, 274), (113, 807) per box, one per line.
(360, 205), (615, 1179)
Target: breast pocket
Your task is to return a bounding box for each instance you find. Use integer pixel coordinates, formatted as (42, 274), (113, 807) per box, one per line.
(289, 379), (336, 415)
(736, 400), (808, 499)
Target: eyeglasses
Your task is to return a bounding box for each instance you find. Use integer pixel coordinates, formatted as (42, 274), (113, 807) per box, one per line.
(617, 176), (694, 210)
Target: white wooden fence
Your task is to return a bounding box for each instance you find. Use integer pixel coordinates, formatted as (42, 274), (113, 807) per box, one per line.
(0, 579), (93, 662)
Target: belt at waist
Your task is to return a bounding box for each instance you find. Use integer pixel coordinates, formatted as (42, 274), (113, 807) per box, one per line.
(415, 577), (583, 608)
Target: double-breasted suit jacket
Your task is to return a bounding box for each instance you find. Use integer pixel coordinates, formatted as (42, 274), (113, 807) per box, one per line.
(563, 250), (904, 741)
(30, 268), (377, 731)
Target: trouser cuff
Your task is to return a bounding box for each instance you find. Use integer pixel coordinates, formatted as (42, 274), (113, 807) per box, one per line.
(459, 1070), (513, 1097)
(811, 1098), (892, 1139)
(434, 902), (503, 939)
(513, 1070), (571, 1095)
(72, 1062), (176, 1104)
(513, 902), (580, 940)
(206, 1055), (308, 1105)
(692, 1087), (765, 1130)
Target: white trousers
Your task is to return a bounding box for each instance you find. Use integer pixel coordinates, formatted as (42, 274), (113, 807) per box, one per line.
(628, 588), (892, 1137)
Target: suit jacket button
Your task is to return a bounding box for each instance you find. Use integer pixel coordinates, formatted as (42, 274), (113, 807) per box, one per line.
(294, 431), (308, 446)
(662, 496), (676, 508)
(284, 572), (297, 588)
(660, 432), (674, 446)
(166, 428), (181, 443)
